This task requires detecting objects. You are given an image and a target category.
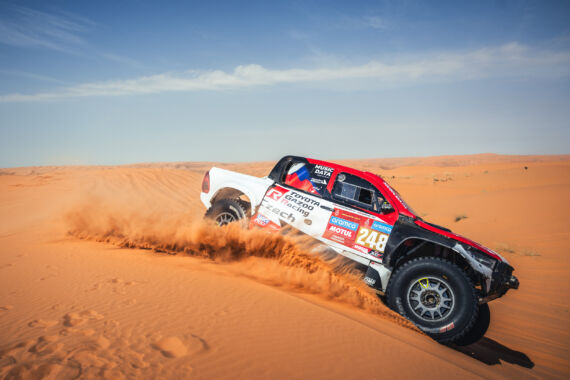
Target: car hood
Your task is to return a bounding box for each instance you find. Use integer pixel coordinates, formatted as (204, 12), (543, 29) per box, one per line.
(414, 219), (508, 263)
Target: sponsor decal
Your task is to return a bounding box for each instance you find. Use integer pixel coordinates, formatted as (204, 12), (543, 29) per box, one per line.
(371, 220), (393, 234)
(364, 276), (376, 286)
(266, 186), (287, 200)
(323, 208), (393, 255)
(254, 214), (270, 226)
(329, 234), (347, 244)
(311, 178), (327, 185)
(327, 225), (356, 239)
(352, 244), (369, 254)
(260, 200), (296, 224)
(250, 212), (282, 232)
(334, 209), (361, 222)
(264, 186), (323, 221)
(263, 189), (324, 223)
(329, 216), (359, 231)
(312, 164), (333, 178)
(355, 227), (389, 252)
(324, 209), (361, 245)
(280, 190), (320, 218)
(283, 192), (320, 207)
(369, 250), (383, 259)
(439, 322), (455, 333)
(323, 223), (356, 246)
(323, 207), (393, 257)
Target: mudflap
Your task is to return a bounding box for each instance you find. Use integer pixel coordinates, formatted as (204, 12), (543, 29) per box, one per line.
(364, 265), (382, 291)
(364, 262), (392, 293)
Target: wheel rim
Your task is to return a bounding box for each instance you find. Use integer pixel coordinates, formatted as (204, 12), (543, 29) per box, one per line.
(215, 212), (236, 226)
(406, 276), (455, 322)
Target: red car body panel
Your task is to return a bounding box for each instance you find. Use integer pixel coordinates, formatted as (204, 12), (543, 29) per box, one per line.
(306, 157), (503, 262)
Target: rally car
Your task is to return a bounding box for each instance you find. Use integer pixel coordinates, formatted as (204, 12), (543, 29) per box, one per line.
(200, 155), (519, 345)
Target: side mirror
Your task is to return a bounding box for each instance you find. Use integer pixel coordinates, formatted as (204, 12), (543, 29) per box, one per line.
(380, 201), (394, 214)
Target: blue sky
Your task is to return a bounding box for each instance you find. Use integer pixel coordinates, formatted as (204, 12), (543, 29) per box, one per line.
(1, 0), (569, 167)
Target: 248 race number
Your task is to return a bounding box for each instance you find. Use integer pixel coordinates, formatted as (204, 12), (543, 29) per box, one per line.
(355, 227), (389, 252)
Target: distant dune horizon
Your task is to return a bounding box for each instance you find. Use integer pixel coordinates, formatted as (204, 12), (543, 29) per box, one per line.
(3, 152), (569, 171)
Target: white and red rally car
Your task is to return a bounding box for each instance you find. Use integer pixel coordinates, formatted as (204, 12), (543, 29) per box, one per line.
(200, 156), (519, 345)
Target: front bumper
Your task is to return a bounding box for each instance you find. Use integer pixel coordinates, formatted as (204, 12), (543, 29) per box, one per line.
(506, 274), (520, 289)
(480, 261), (519, 303)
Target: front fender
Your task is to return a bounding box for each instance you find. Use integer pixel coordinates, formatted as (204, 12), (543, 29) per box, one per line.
(384, 217), (494, 294)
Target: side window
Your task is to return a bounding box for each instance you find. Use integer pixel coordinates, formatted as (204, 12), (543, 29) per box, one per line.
(332, 173), (382, 212)
(282, 160), (333, 197)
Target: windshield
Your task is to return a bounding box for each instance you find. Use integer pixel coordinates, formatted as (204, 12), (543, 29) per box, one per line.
(383, 181), (418, 216)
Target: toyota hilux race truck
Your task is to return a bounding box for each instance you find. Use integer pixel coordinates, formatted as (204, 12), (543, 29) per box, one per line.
(200, 155), (519, 345)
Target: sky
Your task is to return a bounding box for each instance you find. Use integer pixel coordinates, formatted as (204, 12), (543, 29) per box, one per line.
(0, 0), (569, 167)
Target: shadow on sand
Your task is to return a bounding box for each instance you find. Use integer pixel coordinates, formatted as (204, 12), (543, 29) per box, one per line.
(450, 338), (534, 368)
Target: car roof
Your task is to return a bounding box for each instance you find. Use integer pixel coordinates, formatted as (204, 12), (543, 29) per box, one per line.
(306, 157), (381, 183)
(302, 156), (415, 217)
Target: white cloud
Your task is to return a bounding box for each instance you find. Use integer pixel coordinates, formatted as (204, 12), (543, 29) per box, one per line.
(0, 4), (91, 53)
(0, 69), (67, 84)
(0, 5), (140, 68)
(2, 43), (569, 102)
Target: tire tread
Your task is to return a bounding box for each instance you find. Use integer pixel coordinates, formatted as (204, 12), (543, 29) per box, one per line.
(386, 256), (479, 344)
(205, 198), (250, 222)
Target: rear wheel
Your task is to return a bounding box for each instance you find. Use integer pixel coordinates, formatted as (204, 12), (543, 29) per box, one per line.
(205, 198), (249, 226)
(386, 257), (479, 344)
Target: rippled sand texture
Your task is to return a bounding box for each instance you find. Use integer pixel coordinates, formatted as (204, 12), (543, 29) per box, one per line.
(0, 154), (568, 379)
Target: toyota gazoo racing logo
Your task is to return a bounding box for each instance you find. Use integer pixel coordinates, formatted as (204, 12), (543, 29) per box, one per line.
(281, 191), (320, 218)
(266, 187), (286, 200)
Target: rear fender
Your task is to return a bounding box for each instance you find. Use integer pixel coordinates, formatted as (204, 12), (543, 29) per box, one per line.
(202, 184), (263, 215)
(200, 167), (274, 215)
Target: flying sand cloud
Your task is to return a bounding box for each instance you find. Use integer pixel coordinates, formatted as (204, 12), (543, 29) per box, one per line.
(1, 43), (569, 102)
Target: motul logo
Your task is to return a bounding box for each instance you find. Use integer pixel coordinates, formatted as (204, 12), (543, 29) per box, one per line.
(328, 225), (354, 238)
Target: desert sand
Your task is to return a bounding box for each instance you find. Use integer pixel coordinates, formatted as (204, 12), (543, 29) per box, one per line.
(0, 154), (569, 379)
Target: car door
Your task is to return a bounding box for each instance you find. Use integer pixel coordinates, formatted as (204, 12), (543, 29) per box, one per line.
(319, 172), (398, 263)
(251, 159), (336, 238)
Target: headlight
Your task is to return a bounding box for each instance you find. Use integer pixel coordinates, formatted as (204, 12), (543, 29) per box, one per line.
(465, 246), (497, 270)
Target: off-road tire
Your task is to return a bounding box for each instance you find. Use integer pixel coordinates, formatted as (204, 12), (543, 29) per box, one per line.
(205, 198), (249, 226)
(386, 257), (479, 344)
(453, 303), (490, 346)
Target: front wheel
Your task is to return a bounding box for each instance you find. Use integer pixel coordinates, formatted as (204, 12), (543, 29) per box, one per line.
(386, 257), (479, 344)
(205, 198), (249, 226)
(453, 303), (490, 346)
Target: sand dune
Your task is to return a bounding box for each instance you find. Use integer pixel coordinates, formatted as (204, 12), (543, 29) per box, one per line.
(0, 154), (569, 379)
